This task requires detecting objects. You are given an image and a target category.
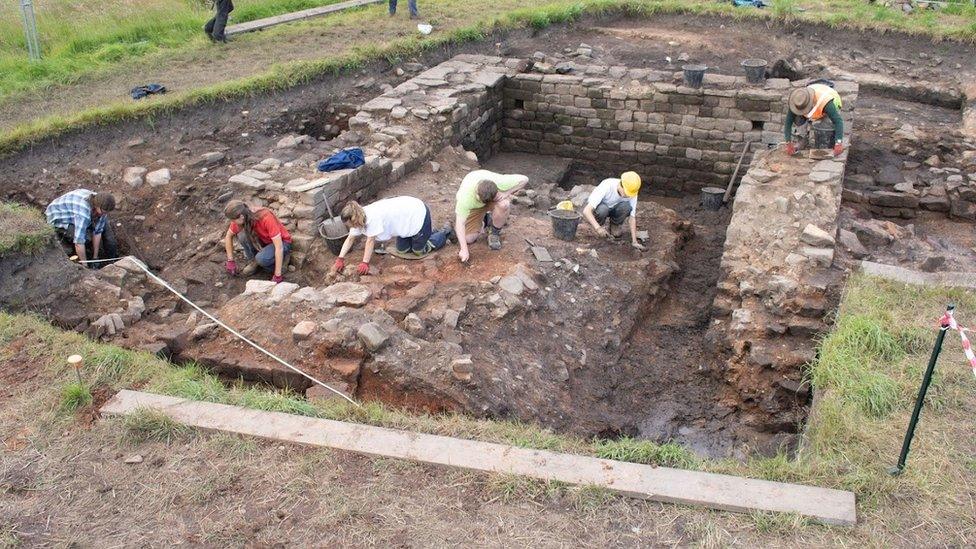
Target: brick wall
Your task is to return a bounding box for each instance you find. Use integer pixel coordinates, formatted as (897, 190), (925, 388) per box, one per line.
(501, 69), (850, 194)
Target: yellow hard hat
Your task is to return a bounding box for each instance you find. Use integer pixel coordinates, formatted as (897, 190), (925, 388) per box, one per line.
(621, 171), (641, 197)
(556, 200), (574, 211)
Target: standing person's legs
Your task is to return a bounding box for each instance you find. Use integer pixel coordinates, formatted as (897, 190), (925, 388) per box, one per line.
(204, 14), (216, 38)
(212, 0), (233, 41)
(254, 242), (291, 271)
(388, 0), (397, 15)
(407, 0), (418, 17)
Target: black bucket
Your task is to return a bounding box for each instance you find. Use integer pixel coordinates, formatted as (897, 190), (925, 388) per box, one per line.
(813, 122), (835, 149)
(318, 219), (349, 256)
(548, 209), (582, 241)
(700, 187), (725, 211)
(741, 58), (767, 84)
(682, 64), (707, 88)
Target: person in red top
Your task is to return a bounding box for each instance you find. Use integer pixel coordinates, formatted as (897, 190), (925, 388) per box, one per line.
(222, 200), (292, 283)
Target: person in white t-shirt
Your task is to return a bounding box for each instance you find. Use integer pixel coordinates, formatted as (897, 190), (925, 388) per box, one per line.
(581, 171), (646, 251)
(333, 196), (455, 275)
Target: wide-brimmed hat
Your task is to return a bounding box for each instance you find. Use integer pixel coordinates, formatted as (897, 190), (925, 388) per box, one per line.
(789, 88), (813, 116)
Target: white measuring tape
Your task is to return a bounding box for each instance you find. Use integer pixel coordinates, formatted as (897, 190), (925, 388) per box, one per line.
(78, 256), (360, 407)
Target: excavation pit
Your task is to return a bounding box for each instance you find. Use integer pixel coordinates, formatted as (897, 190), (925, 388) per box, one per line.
(2, 43), (875, 458)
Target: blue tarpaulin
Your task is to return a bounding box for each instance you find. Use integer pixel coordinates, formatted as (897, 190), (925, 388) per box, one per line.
(317, 148), (365, 172)
(732, 0), (766, 7)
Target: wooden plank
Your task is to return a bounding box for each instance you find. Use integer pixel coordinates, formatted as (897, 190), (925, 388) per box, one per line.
(101, 390), (856, 525)
(225, 0), (384, 36)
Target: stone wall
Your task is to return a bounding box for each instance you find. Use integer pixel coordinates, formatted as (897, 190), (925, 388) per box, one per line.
(500, 68), (857, 194)
(223, 55), (521, 265)
(706, 77), (857, 431)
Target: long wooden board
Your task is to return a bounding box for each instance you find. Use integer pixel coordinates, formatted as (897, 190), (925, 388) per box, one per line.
(862, 260), (976, 289)
(225, 0), (384, 37)
(101, 390), (856, 525)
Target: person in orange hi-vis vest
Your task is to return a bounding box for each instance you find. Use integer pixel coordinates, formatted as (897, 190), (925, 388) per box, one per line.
(784, 83), (845, 157)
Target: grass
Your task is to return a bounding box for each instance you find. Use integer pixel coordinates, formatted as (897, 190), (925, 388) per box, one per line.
(121, 408), (193, 443)
(59, 382), (92, 411)
(1, 271), (975, 539)
(0, 202), (54, 256)
(2, 0), (976, 154)
(0, 0), (349, 98)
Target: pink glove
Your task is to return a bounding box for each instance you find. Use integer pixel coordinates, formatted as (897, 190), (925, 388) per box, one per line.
(785, 142), (796, 156)
(272, 274), (283, 284)
(225, 260), (237, 276)
(357, 262), (370, 276)
(333, 257), (345, 272)
(833, 142), (844, 157)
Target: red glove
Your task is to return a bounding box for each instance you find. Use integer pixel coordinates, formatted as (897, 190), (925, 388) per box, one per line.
(785, 142), (796, 156)
(833, 142), (844, 157)
(333, 257), (345, 272)
(272, 274), (283, 284)
(357, 262), (370, 276)
(225, 260), (237, 276)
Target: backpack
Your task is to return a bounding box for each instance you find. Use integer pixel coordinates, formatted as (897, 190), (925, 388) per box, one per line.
(317, 148), (365, 172)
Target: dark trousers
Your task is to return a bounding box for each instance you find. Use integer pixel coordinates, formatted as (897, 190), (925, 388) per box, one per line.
(395, 207), (448, 254)
(389, 0), (418, 16)
(55, 220), (118, 262)
(594, 202), (632, 226)
(238, 234), (291, 271)
(205, 0), (234, 41)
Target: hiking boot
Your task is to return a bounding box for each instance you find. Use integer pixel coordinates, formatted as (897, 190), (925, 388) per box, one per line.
(443, 221), (458, 245)
(239, 262), (259, 276)
(487, 225), (502, 250)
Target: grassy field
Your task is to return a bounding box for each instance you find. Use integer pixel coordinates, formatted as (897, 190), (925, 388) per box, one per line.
(1, 268), (974, 543)
(0, 202), (53, 256)
(0, 0), (974, 154)
(0, 0), (347, 97)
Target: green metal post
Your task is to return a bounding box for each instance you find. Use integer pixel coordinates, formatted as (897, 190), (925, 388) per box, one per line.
(889, 304), (953, 475)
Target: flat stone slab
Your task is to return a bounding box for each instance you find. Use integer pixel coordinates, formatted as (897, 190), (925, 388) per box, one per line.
(861, 261), (976, 289)
(101, 390), (856, 526)
(225, 0), (384, 36)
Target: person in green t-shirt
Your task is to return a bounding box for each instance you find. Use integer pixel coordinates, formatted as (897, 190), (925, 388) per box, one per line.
(454, 169), (528, 263)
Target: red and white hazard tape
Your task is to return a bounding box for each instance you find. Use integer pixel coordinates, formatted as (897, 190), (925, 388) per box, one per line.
(939, 309), (976, 379)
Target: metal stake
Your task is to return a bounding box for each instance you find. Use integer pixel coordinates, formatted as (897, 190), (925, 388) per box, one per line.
(20, 0), (42, 61)
(889, 304), (953, 475)
(68, 354), (84, 386)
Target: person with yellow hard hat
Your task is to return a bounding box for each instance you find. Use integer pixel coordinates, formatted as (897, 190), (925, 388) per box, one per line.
(581, 171), (645, 251)
(784, 82), (845, 157)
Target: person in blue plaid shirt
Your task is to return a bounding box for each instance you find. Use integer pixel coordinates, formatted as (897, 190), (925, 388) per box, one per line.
(45, 189), (118, 264)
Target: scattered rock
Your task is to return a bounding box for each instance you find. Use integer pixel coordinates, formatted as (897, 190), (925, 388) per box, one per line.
(123, 455), (144, 465)
(292, 320), (317, 341)
(322, 282), (371, 307)
(430, 161), (440, 173)
(275, 135), (311, 150)
(443, 309), (460, 329)
(498, 275), (524, 296)
(145, 168), (171, 187)
(123, 167), (147, 187)
(357, 322), (389, 352)
(243, 280), (276, 295)
(920, 255), (946, 273)
(800, 247), (834, 267)
(270, 282), (299, 301)
(800, 224), (835, 247)
(838, 229), (868, 259)
(402, 313), (425, 336)
(451, 356), (474, 381)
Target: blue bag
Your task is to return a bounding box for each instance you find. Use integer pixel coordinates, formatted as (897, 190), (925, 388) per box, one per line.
(317, 148), (365, 172)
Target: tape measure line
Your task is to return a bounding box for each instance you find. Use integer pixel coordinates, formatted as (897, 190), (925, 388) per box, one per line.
(939, 309), (976, 380)
(78, 256), (360, 407)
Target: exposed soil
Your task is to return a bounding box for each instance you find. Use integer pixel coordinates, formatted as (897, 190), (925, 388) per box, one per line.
(1, 14), (975, 459)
